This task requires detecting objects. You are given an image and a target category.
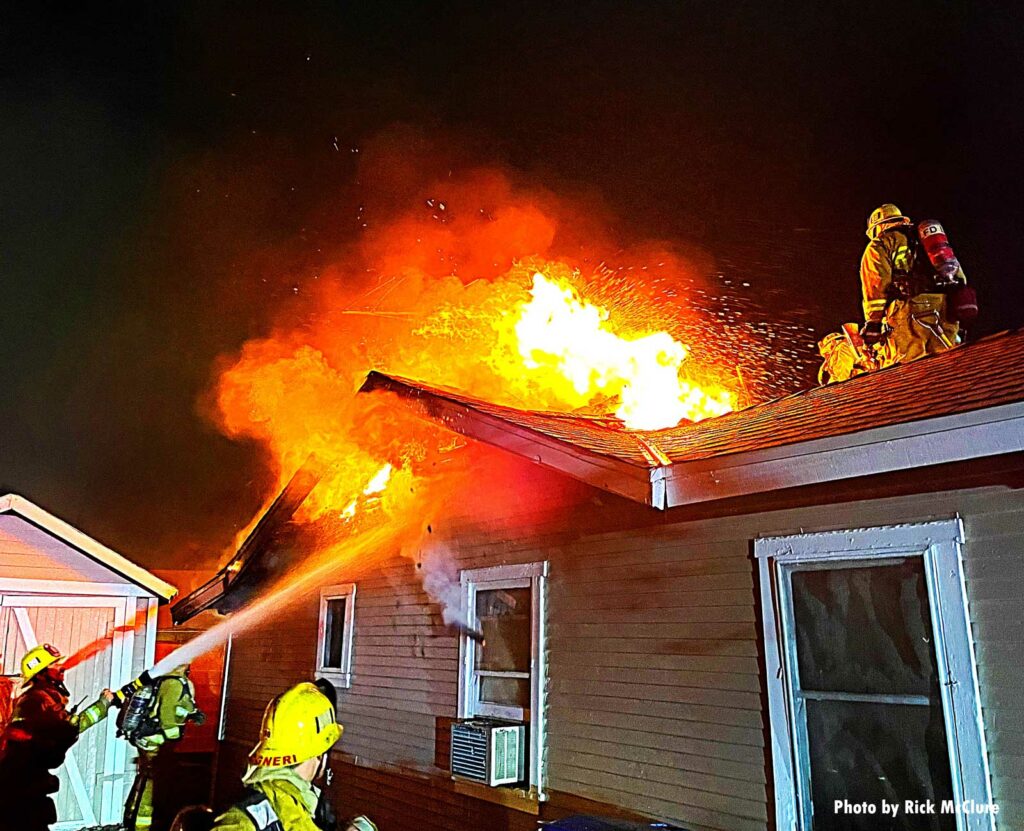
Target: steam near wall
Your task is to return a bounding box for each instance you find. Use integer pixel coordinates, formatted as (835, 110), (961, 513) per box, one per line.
(417, 543), (470, 629)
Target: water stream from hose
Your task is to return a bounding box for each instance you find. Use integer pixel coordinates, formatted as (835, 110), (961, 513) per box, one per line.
(149, 522), (401, 676)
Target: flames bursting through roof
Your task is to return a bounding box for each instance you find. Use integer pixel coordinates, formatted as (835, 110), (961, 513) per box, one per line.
(212, 261), (755, 537)
(359, 328), (1024, 506)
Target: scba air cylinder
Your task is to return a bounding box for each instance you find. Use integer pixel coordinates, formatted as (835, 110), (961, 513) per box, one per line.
(917, 220), (961, 280)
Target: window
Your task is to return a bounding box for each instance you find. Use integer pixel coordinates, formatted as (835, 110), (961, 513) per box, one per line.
(756, 520), (992, 831)
(459, 562), (547, 794)
(316, 583), (356, 688)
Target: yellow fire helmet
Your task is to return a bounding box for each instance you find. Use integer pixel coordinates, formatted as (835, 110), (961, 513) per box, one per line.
(21, 643), (63, 681)
(249, 681), (343, 769)
(866, 203), (910, 239)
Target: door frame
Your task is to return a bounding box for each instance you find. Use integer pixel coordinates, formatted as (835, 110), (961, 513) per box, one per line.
(755, 519), (993, 831)
(0, 584), (140, 827)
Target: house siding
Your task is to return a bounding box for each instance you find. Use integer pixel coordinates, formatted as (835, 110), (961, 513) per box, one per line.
(0, 514), (136, 583)
(219, 464), (1024, 831)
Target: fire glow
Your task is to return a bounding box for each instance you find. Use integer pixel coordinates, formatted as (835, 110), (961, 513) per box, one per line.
(340, 463), (393, 519)
(514, 272), (734, 429)
(214, 263), (739, 531)
(209, 153), (759, 540)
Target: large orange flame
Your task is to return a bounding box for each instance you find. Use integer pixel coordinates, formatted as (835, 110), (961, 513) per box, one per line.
(208, 155), (763, 554)
(511, 272), (733, 428)
(212, 260), (738, 535)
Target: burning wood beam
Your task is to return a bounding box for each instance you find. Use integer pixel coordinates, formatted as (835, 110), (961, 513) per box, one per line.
(171, 454), (327, 624)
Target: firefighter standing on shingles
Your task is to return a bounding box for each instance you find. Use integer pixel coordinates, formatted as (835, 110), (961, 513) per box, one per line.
(206, 681), (376, 831)
(120, 664), (205, 831)
(859, 203), (977, 364)
(0, 644), (114, 831)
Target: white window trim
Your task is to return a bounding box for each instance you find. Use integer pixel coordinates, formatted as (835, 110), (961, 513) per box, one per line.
(316, 583), (356, 688)
(458, 561), (548, 798)
(756, 519), (993, 831)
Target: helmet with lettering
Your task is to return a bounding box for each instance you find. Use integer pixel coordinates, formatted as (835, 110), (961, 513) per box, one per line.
(249, 682), (343, 768)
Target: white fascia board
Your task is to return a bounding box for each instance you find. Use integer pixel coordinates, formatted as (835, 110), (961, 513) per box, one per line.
(0, 494), (177, 600)
(661, 401), (1024, 508)
(400, 393), (656, 506)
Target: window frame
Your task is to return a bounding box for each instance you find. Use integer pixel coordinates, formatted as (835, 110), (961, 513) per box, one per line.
(458, 561), (548, 796)
(316, 583), (357, 689)
(756, 519), (993, 831)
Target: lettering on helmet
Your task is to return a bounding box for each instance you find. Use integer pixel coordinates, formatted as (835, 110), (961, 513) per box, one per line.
(257, 753), (297, 767)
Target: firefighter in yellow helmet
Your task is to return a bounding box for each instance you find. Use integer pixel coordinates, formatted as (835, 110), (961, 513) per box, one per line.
(0, 644), (113, 831)
(860, 203), (965, 365)
(122, 664), (204, 831)
(210, 682), (376, 831)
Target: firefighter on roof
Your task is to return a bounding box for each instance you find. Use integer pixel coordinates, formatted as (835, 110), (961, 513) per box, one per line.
(0, 644), (114, 831)
(860, 203), (976, 365)
(209, 681), (375, 831)
(120, 664), (205, 831)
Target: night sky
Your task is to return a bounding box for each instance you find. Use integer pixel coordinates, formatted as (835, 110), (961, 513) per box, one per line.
(2, 2), (1022, 569)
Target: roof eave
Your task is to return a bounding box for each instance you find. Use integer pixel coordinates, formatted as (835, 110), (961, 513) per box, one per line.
(170, 455), (326, 624)
(360, 373), (1024, 512)
(0, 495), (177, 600)
(360, 372), (657, 507)
(660, 400), (1024, 507)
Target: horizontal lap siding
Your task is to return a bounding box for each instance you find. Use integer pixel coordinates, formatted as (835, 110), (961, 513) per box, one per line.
(542, 486), (1024, 831)
(961, 510), (1024, 831)
(219, 471), (1024, 831)
(223, 593), (319, 746)
(547, 532), (767, 831)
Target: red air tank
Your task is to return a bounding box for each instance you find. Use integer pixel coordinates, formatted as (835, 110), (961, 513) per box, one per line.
(917, 220), (961, 280)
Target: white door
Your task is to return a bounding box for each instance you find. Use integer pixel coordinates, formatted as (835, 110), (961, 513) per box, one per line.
(0, 594), (136, 830)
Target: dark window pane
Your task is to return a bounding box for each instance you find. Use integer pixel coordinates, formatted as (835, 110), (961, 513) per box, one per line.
(476, 587), (531, 672)
(323, 597), (347, 668)
(479, 676), (530, 709)
(806, 699), (954, 830)
(791, 560), (939, 696)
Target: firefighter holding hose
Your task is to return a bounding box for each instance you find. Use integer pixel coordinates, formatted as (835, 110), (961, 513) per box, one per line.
(0, 644), (114, 831)
(860, 203), (977, 364)
(207, 681), (376, 831)
(119, 664), (205, 831)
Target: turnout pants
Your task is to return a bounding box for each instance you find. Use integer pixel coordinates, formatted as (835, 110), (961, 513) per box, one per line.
(882, 293), (959, 366)
(124, 749), (158, 831)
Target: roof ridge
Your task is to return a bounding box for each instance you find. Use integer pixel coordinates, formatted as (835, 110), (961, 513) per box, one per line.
(632, 434), (671, 466)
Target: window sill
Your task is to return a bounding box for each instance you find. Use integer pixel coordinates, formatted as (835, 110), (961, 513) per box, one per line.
(315, 669), (351, 689)
(450, 778), (540, 814)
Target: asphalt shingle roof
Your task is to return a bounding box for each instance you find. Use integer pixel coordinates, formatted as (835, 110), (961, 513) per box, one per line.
(362, 328), (1024, 469)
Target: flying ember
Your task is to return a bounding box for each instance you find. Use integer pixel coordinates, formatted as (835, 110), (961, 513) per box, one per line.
(512, 272), (735, 429)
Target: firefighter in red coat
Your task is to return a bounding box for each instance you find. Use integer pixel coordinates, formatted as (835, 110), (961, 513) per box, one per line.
(0, 644), (113, 831)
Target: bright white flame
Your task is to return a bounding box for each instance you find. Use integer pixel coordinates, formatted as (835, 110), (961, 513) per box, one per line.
(363, 463), (393, 495)
(338, 463), (393, 520)
(514, 273), (733, 429)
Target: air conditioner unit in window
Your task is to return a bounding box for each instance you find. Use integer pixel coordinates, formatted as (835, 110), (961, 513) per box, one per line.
(450, 718), (526, 786)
